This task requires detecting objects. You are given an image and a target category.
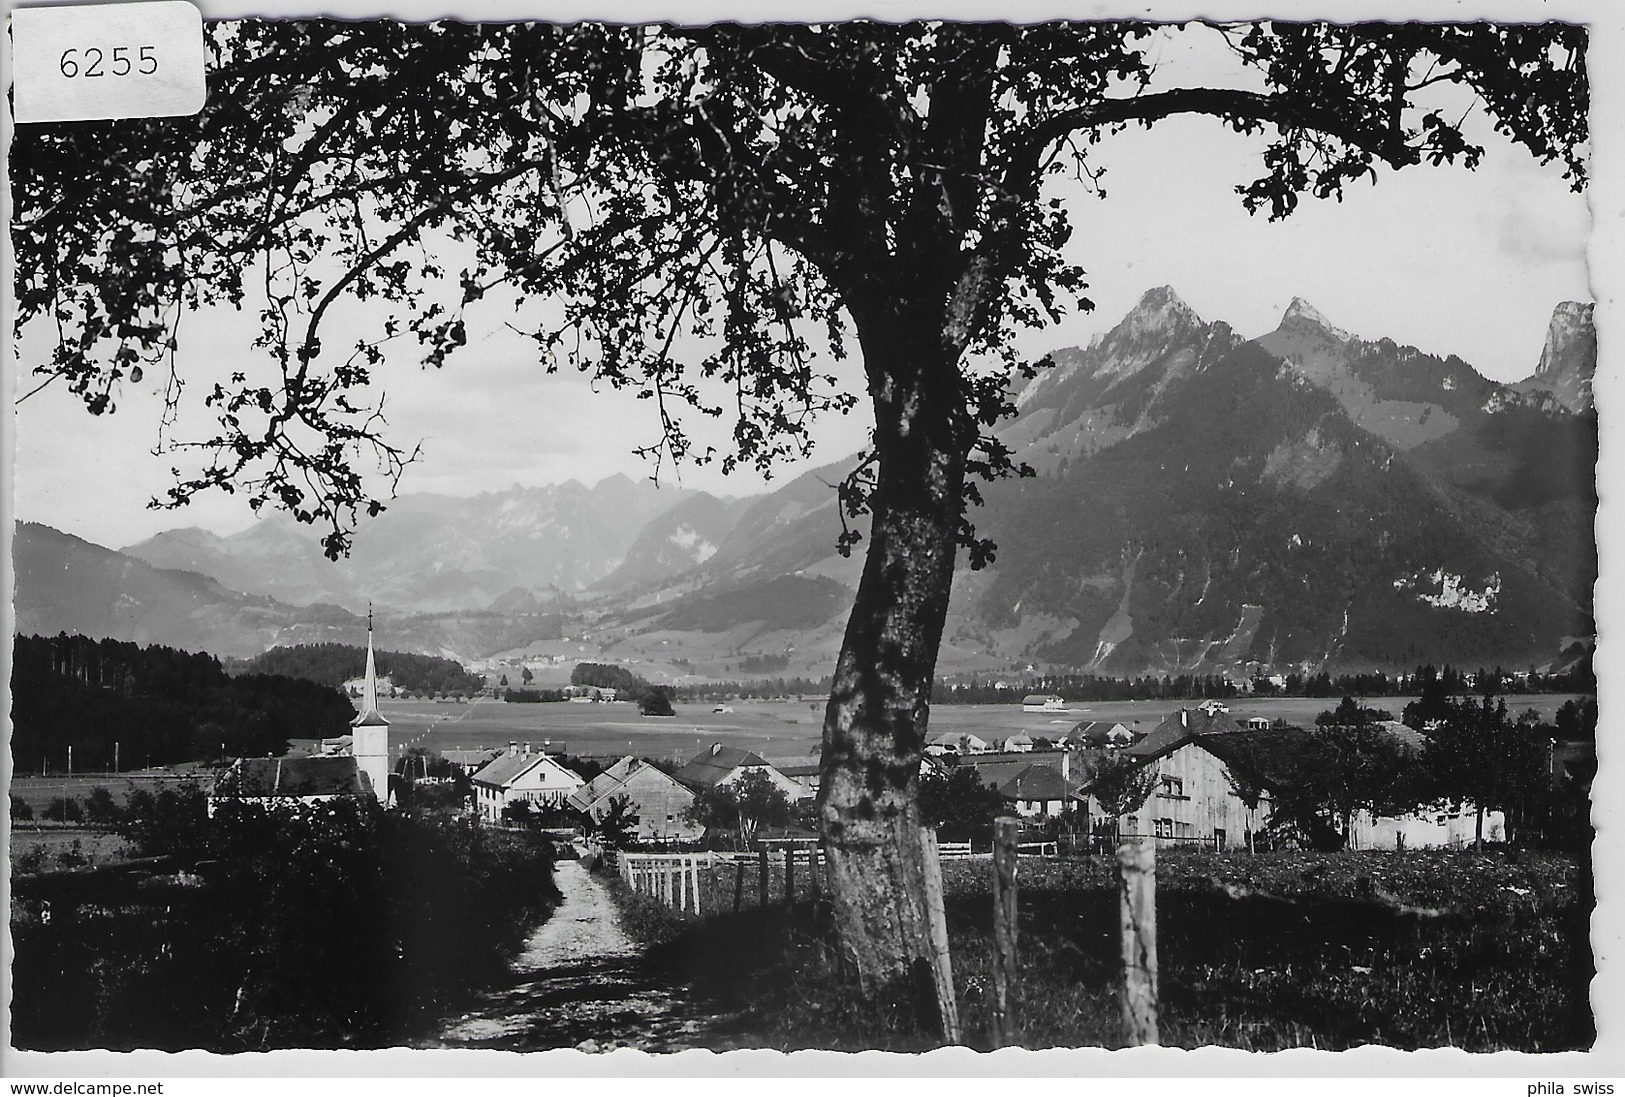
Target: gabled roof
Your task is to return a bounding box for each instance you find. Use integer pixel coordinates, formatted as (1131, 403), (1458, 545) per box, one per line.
(441, 748), (502, 769)
(1125, 707), (1244, 762)
(1067, 720), (1133, 743)
(1193, 725), (1314, 791)
(673, 744), (778, 789)
(471, 750), (581, 790)
(1376, 720), (1429, 753)
(567, 755), (643, 812)
(215, 756), (373, 799)
(996, 763), (1079, 802)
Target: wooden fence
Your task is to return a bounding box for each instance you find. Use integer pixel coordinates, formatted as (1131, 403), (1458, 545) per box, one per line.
(618, 852), (714, 914)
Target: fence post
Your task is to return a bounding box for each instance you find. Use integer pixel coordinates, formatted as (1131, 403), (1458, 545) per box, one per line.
(918, 828), (961, 1045)
(734, 860), (746, 914)
(784, 846), (796, 907)
(991, 816), (1020, 1048)
(759, 848), (770, 907)
(691, 856), (701, 916)
(808, 845), (820, 897)
(1116, 836), (1158, 1045)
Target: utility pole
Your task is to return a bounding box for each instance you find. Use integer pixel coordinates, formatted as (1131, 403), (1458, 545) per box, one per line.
(114, 741), (119, 773)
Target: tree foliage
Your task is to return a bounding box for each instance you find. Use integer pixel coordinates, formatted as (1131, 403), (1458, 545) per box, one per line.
(1080, 750), (1158, 820)
(917, 766), (1005, 845)
(685, 769), (795, 846)
(11, 21), (1586, 556)
(1422, 695), (1555, 846)
(15, 792), (559, 1049)
(240, 642), (482, 694)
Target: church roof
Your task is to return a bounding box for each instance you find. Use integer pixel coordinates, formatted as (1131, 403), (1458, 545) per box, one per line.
(216, 756), (374, 799)
(351, 612), (390, 729)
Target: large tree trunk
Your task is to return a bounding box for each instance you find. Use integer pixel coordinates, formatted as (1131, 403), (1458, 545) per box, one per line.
(815, 304), (969, 1010)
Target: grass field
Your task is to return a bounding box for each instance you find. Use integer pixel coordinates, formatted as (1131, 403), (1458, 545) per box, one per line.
(376, 693), (1589, 768)
(610, 846), (1593, 1052)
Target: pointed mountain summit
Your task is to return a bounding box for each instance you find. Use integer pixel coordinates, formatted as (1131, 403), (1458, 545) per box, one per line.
(1515, 300), (1595, 413)
(1003, 287), (1242, 471)
(1279, 297), (1353, 342)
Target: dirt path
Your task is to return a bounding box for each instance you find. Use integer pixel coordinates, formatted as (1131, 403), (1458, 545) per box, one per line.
(432, 859), (724, 1052)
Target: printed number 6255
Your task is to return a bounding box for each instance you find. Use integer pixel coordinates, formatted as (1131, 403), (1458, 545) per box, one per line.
(59, 46), (160, 78)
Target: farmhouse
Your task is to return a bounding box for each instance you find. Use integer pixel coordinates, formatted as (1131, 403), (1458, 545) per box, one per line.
(471, 742), (586, 823)
(567, 756), (701, 842)
(673, 743), (804, 801)
(1022, 694), (1066, 712)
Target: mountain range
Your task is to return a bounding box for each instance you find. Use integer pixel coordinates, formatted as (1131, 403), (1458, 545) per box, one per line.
(15, 289), (1595, 678)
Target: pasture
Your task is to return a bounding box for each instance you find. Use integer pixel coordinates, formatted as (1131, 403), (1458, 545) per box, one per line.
(377, 693), (1589, 767)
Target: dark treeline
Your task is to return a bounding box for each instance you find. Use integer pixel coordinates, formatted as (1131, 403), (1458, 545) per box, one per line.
(12, 634), (356, 772)
(674, 676), (833, 703)
(12, 792), (559, 1050)
(503, 688), (567, 703)
(933, 657), (1596, 706)
(569, 661), (650, 694)
(235, 642), (483, 695)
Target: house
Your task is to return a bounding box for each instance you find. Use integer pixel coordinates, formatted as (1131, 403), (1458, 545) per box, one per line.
(1086, 707), (1504, 850)
(771, 761), (824, 798)
(673, 743), (805, 801)
(992, 763), (1081, 817)
(1063, 720), (1135, 749)
(343, 674), (397, 698)
(471, 742), (586, 823)
(567, 756), (701, 842)
(1022, 694), (1066, 712)
(925, 730), (991, 756)
(440, 748), (503, 773)
(1002, 733), (1035, 753)
(210, 755), (374, 814)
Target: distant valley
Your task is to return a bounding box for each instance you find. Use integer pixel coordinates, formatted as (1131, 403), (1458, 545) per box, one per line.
(16, 290), (1595, 680)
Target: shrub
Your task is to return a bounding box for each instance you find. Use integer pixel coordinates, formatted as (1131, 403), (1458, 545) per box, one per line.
(42, 797), (83, 824)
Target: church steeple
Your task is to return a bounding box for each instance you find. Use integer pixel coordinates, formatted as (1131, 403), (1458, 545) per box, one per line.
(351, 606), (390, 804)
(353, 605), (389, 728)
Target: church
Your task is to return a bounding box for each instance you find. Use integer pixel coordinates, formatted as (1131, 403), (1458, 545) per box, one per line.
(212, 613), (392, 810)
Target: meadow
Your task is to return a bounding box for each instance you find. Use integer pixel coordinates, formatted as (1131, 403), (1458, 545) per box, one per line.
(610, 845), (1594, 1052)
(375, 693), (1589, 768)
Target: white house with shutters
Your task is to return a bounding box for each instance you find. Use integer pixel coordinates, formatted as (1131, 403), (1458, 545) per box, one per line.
(471, 742), (585, 823)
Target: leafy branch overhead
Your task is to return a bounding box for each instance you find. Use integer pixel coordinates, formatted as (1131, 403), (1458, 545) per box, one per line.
(12, 21), (1587, 559)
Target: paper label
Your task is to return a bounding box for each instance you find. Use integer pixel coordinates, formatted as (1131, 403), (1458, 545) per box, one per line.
(12, 2), (206, 124)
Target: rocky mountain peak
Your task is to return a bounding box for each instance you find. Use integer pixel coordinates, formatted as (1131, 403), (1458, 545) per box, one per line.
(1518, 300), (1595, 414)
(1279, 297), (1353, 342)
(1122, 285), (1201, 332)
(1537, 301), (1595, 377)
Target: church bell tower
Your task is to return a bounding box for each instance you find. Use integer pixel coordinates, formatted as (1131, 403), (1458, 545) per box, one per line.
(352, 607), (391, 804)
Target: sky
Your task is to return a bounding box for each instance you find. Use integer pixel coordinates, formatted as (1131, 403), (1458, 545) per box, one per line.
(5, 14), (1602, 551)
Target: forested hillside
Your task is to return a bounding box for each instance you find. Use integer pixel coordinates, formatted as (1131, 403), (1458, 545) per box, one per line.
(238, 643), (483, 694)
(11, 634), (357, 772)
